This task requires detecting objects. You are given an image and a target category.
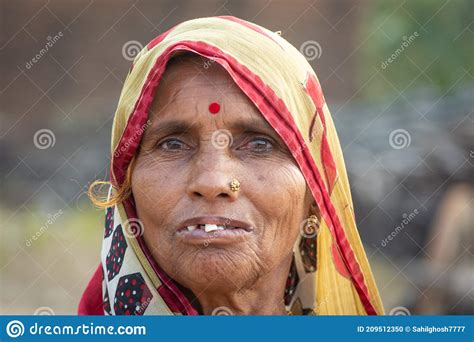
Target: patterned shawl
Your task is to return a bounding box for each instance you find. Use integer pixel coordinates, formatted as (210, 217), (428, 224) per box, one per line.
(78, 16), (384, 315)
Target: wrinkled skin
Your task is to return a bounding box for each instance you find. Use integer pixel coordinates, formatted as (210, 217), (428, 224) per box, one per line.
(131, 55), (316, 315)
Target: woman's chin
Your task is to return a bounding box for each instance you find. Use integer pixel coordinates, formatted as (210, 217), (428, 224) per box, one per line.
(172, 247), (262, 290)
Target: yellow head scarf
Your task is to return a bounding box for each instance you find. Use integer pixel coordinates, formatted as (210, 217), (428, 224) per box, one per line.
(80, 16), (384, 315)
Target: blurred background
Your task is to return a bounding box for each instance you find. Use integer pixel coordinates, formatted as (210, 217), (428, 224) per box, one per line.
(1, 0), (472, 315)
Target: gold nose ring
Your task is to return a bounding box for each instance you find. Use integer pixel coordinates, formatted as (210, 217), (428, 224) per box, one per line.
(230, 178), (241, 192)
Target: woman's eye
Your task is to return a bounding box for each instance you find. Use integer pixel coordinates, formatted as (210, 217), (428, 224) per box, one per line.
(158, 138), (189, 151)
(242, 137), (274, 153)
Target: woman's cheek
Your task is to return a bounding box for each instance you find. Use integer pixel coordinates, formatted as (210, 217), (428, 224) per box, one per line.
(261, 163), (307, 246)
(253, 161), (306, 213)
(133, 155), (184, 193)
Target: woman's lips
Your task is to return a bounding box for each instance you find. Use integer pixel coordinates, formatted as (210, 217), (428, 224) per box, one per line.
(176, 216), (254, 245)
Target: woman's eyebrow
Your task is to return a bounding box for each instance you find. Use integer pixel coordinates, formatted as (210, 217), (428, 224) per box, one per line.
(147, 118), (278, 137)
(232, 119), (283, 142)
(232, 118), (274, 132)
(146, 120), (196, 137)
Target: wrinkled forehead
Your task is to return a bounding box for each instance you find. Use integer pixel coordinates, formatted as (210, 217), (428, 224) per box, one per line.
(148, 53), (275, 131)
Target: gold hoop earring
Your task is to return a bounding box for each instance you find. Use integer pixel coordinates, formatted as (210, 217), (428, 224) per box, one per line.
(307, 214), (319, 225)
(303, 214), (319, 237)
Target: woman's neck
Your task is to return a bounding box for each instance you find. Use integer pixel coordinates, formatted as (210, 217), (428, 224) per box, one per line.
(186, 255), (292, 315)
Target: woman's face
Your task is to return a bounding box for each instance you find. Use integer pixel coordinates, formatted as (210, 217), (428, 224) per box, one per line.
(132, 56), (312, 293)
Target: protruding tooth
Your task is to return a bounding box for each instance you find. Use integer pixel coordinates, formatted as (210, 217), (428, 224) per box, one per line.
(187, 225), (197, 232)
(216, 225), (224, 230)
(204, 224), (219, 232)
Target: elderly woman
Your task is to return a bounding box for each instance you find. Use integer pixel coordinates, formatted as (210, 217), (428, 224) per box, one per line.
(79, 16), (384, 315)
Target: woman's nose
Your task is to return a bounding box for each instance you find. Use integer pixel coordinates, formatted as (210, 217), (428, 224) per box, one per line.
(186, 151), (239, 202)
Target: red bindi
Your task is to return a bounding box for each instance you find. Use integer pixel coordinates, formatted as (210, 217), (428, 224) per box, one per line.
(208, 102), (220, 114)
